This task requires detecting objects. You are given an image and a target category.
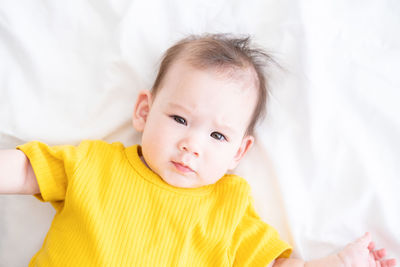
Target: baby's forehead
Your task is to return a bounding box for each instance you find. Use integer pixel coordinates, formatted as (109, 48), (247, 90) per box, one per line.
(171, 63), (256, 98)
(157, 60), (258, 125)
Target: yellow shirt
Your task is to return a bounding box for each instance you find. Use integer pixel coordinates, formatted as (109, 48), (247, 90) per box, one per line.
(18, 140), (291, 266)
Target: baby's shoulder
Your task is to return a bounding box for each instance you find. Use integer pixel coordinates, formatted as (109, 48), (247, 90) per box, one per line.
(78, 139), (126, 152)
(214, 174), (252, 197)
(74, 139), (128, 162)
(218, 174), (250, 188)
(209, 175), (253, 217)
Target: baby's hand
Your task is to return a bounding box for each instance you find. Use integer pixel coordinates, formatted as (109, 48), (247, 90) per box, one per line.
(337, 232), (397, 267)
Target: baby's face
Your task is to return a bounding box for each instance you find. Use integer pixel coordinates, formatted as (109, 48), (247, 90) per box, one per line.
(134, 61), (257, 188)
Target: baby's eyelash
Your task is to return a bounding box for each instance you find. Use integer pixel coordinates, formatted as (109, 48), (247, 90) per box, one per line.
(169, 115), (227, 141)
(210, 132), (227, 141)
(170, 115), (187, 126)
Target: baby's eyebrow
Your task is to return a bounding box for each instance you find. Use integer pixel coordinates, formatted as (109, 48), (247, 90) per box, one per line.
(166, 103), (192, 114)
(214, 122), (235, 135)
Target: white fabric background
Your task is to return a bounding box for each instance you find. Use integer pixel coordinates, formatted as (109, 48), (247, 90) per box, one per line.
(1, 0), (399, 265)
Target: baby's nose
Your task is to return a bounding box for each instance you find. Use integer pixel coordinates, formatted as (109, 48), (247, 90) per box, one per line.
(178, 139), (200, 157)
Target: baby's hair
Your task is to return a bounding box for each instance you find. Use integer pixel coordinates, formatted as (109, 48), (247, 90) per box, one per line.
(151, 33), (277, 136)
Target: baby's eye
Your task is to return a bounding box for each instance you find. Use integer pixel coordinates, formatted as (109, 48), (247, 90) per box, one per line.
(210, 132), (226, 141)
(171, 115), (187, 126)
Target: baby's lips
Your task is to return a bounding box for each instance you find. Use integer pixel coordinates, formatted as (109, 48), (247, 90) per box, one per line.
(172, 161), (195, 173)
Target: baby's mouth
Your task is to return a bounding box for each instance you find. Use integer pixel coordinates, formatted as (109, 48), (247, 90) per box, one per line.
(171, 161), (195, 173)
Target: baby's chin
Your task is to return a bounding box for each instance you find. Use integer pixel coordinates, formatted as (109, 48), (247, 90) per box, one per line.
(161, 173), (200, 188)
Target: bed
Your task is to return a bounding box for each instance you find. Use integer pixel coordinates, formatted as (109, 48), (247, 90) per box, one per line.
(1, 0), (399, 265)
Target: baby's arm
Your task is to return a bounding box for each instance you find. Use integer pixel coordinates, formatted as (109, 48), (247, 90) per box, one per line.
(0, 149), (39, 194)
(273, 233), (397, 267)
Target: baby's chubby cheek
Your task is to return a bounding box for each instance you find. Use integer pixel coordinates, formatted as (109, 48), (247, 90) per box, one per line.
(140, 126), (175, 168)
(208, 151), (235, 175)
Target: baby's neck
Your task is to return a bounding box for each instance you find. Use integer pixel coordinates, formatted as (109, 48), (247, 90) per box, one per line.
(139, 155), (150, 169)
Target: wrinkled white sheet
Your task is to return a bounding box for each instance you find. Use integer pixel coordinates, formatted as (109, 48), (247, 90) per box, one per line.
(1, 0), (399, 265)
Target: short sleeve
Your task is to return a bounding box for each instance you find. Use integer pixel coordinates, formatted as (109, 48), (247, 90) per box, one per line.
(16, 141), (88, 211)
(229, 198), (292, 266)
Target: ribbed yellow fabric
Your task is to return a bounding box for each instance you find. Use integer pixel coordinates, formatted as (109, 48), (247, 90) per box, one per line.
(17, 140), (291, 266)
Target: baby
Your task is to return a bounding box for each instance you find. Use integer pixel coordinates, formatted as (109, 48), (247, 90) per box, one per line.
(0, 33), (396, 266)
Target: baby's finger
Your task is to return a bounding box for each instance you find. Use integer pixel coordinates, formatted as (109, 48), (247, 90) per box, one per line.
(371, 248), (386, 260)
(368, 241), (376, 251)
(379, 258), (397, 267)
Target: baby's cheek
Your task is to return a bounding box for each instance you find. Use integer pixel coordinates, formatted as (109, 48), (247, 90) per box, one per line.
(208, 158), (231, 180)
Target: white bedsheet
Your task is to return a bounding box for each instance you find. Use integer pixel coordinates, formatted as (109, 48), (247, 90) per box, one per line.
(1, 0), (399, 265)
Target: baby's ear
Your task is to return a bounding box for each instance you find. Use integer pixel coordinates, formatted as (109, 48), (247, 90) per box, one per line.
(132, 90), (152, 132)
(228, 135), (254, 170)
